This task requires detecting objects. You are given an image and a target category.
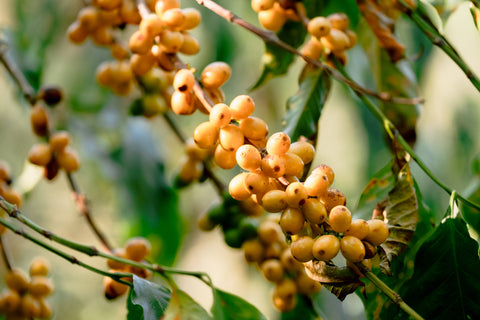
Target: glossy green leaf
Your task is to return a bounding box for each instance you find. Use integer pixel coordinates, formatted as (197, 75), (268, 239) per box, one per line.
(163, 289), (212, 320)
(211, 288), (267, 320)
(418, 0), (444, 33)
(127, 275), (171, 320)
(283, 67), (331, 141)
(399, 218), (480, 320)
(113, 119), (183, 266)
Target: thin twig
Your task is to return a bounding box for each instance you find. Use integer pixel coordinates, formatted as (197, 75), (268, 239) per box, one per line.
(355, 262), (425, 320)
(0, 235), (12, 270)
(194, 0), (424, 105)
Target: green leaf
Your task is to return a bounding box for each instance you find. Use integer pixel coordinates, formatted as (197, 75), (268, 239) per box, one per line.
(127, 275), (171, 320)
(113, 119), (183, 266)
(163, 289), (212, 320)
(400, 218), (480, 320)
(281, 295), (318, 320)
(283, 67), (331, 141)
(211, 289), (267, 320)
(460, 176), (480, 235)
(418, 0), (444, 33)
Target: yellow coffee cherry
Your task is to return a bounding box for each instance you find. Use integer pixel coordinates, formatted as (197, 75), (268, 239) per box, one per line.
(76, 6), (100, 32)
(272, 292), (296, 312)
(296, 271), (322, 295)
(263, 241), (285, 260)
(261, 259), (285, 283)
(321, 29), (350, 53)
(251, 0), (276, 12)
(49, 131), (70, 152)
(30, 103), (49, 137)
(219, 124), (244, 152)
(285, 182), (308, 208)
(161, 8), (185, 29)
(56, 147), (80, 172)
(308, 16), (331, 38)
(28, 144), (52, 167)
(179, 32), (200, 55)
(155, 0), (180, 17)
(280, 207), (305, 235)
(200, 62), (231, 89)
(282, 152), (304, 177)
(229, 95), (255, 120)
(344, 219), (370, 240)
(214, 144), (237, 170)
(258, 3), (286, 32)
(0, 161), (11, 181)
(302, 198), (327, 224)
(129, 30), (154, 55)
(304, 172), (330, 197)
(312, 234), (340, 261)
(67, 21), (88, 44)
(327, 13), (350, 31)
(0, 289), (21, 313)
(140, 13), (164, 38)
(209, 103), (232, 128)
(160, 30), (184, 53)
(20, 293), (41, 318)
(257, 219), (282, 245)
(104, 276), (129, 300)
(125, 237), (152, 262)
(37, 297), (53, 319)
(261, 190), (288, 213)
(229, 172), (251, 201)
(328, 205), (352, 233)
(288, 140), (315, 164)
(239, 116), (269, 141)
(280, 248), (303, 272)
(171, 91), (196, 115)
(244, 171), (269, 195)
(142, 94), (168, 117)
(0, 184), (23, 208)
(242, 239), (264, 263)
(173, 69), (195, 92)
(266, 132), (291, 156)
(312, 164), (335, 184)
(180, 8), (201, 30)
(273, 278), (297, 300)
(320, 188), (346, 212)
(193, 121), (219, 149)
(261, 155), (286, 178)
(364, 219), (389, 246)
(178, 157), (203, 183)
(340, 236), (365, 262)
(301, 36), (325, 60)
(29, 277), (54, 297)
(5, 268), (30, 293)
(107, 248), (128, 270)
(290, 236), (314, 262)
(29, 257), (51, 278)
(236, 144), (261, 171)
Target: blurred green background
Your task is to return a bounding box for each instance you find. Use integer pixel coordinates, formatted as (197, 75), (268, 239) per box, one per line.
(0, 0), (480, 319)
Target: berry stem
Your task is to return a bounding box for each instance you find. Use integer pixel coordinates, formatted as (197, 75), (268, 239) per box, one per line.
(355, 262), (425, 320)
(0, 235), (12, 271)
(398, 0), (480, 93)
(335, 61), (480, 212)
(194, 0), (423, 106)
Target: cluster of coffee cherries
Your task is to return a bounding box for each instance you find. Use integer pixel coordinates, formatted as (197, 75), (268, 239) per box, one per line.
(251, 0), (304, 32)
(104, 237), (152, 299)
(27, 87), (80, 180)
(301, 13), (357, 66)
(0, 161), (22, 210)
(0, 258), (54, 319)
(68, 0), (202, 98)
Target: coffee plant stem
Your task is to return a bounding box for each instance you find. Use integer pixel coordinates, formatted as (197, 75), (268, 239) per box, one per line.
(0, 235), (12, 271)
(335, 62), (480, 212)
(0, 41), (114, 252)
(194, 0), (424, 106)
(0, 214), (131, 286)
(398, 0), (480, 93)
(355, 262), (425, 320)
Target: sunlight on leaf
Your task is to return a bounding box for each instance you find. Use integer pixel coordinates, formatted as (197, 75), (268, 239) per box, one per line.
(127, 275), (171, 320)
(211, 288), (267, 320)
(163, 288), (212, 320)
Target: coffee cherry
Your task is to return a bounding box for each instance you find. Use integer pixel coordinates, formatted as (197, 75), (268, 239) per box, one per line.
(280, 207), (305, 235)
(107, 248), (128, 270)
(244, 171), (269, 195)
(160, 30), (184, 53)
(152, 45), (176, 71)
(20, 293), (41, 318)
(239, 116), (269, 141)
(304, 172), (330, 197)
(302, 198), (327, 224)
(236, 144), (261, 171)
(125, 237), (151, 262)
(0, 161), (11, 182)
(173, 69), (195, 92)
(219, 124), (244, 152)
(285, 182), (308, 208)
(290, 236), (314, 262)
(29, 277), (54, 297)
(312, 235), (340, 261)
(193, 121), (219, 149)
(261, 259), (285, 283)
(362, 241), (377, 259)
(242, 239), (264, 263)
(214, 144), (237, 169)
(161, 8), (185, 28)
(142, 94), (168, 117)
(67, 21), (88, 44)
(229, 172), (251, 200)
(104, 276), (129, 300)
(301, 36), (325, 60)
(171, 91), (196, 115)
(257, 220), (282, 244)
(209, 103), (232, 128)
(279, 248), (303, 272)
(344, 219), (369, 240)
(327, 13), (350, 31)
(28, 144), (52, 167)
(179, 33), (200, 55)
(261, 155), (286, 178)
(96, 0), (122, 10)
(56, 147), (80, 172)
(296, 272), (322, 295)
(181, 8), (201, 30)
(266, 132), (291, 156)
(49, 131), (70, 152)
(129, 30), (154, 55)
(240, 196), (264, 217)
(5, 268), (30, 293)
(37, 297), (53, 319)
(364, 219), (389, 246)
(29, 258), (50, 277)
(77, 6), (99, 32)
(30, 103), (49, 137)
(37, 85), (63, 106)
(251, 0), (276, 12)
(272, 292), (296, 312)
(273, 278), (297, 300)
(178, 158), (203, 183)
(288, 140), (315, 164)
(340, 236), (365, 262)
(155, 0), (180, 17)
(229, 95), (255, 120)
(320, 188), (346, 212)
(261, 190), (288, 213)
(0, 289), (21, 313)
(308, 16), (331, 38)
(0, 184), (23, 207)
(321, 29), (350, 53)
(140, 13), (164, 38)
(328, 205), (352, 233)
(282, 152), (304, 177)
(201, 62), (231, 89)
(258, 3), (286, 32)
(312, 164), (335, 184)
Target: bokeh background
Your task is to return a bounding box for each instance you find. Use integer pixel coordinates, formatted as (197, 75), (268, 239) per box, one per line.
(1, 0), (480, 319)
